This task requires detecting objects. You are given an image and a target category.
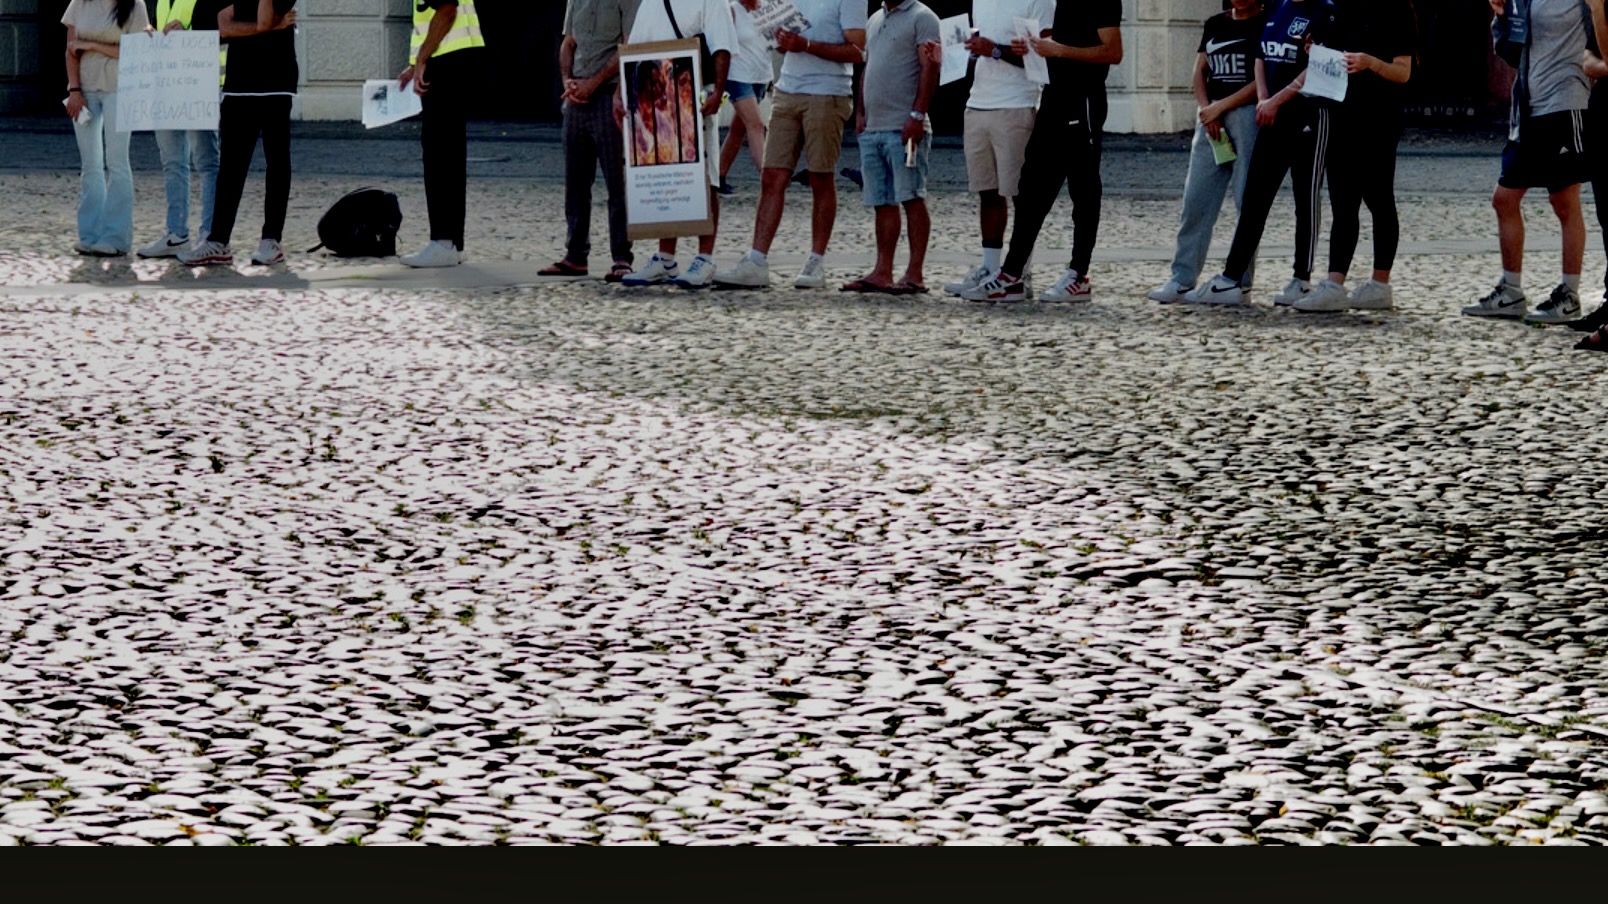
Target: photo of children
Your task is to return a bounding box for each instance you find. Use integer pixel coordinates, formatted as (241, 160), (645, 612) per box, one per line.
(623, 56), (703, 168)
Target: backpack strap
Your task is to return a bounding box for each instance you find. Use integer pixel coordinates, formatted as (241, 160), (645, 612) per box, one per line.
(662, 0), (684, 40)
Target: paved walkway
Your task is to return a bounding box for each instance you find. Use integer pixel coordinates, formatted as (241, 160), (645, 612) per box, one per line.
(3, 121), (1608, 845)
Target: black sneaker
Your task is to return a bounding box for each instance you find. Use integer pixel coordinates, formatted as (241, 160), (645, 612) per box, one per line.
(717, 178), (736, 195)
(840, 167), (863, 187)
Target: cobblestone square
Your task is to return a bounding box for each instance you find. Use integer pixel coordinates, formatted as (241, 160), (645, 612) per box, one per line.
(3, 121), (1607, 845)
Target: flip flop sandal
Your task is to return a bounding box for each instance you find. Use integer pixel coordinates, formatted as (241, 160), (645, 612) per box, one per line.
(896, 282), (930, 295)
(539, 259), (588, 277)
(1574, 328), (1608, 351)
(604, 262), (633, 283)
(840, 278), (896, 293)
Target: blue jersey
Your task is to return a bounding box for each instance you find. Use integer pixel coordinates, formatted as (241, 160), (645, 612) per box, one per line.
(1260, 0), (1339, 95)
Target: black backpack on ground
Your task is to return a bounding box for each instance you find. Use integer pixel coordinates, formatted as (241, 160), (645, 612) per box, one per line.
(308, 188), (403, 258)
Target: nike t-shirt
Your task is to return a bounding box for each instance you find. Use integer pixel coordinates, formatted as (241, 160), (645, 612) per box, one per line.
(1199, 9), (1268, 102)
(1260, 0), (1338, 96)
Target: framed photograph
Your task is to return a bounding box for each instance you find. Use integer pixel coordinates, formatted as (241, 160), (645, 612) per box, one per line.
(620, 38), (715, 241)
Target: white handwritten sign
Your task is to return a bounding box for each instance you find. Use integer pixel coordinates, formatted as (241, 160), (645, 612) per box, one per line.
(116, 31), (221, 132)
(751, 0), (811, 49)
(1300, 45), (1348, 103)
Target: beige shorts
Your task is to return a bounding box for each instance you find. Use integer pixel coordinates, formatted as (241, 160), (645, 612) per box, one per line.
(964, 107), (1037, 197)
(764, 90), (854, 173)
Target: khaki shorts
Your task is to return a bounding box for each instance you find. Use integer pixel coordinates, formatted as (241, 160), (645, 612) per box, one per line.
(764, 90), (854, 173)
(964, 107), (1037, 197)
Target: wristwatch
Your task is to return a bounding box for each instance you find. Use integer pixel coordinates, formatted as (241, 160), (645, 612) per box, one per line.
(909, 110), (924, 120)
(990, 45), (1003, 60)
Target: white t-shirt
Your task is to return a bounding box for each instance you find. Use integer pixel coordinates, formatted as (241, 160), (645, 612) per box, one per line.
(61, 0), (151, 93)
(630, 0), (740, 56)
(967, 0), (1055, 110)
(729, 1), (775, 85)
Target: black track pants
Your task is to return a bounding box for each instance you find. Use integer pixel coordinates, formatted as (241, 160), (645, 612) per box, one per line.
(209, 95), (292, 246)
(1223, 101), (1330, 283)
(1003, 88), (1106, 278)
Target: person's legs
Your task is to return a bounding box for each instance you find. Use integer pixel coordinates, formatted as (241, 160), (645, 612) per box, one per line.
(421, 53), (471, 249)
(895, 133), (932, 287)
(749, 91), (806, 256)
(193, 129), (221, 241)
(1224, 106), (1259, 286)
(561, 94), (598, 267)
(208, 96), (260, 247)
(591, 93), (632, 267)
(1552, 184), (1586, 278)
(1494, 185), (1526, 275)
(72, 92), (108, 247)
(1326, 117), (1363, 281)
(1066, 95), (1106, 276)
(854, 132), (901, 287)
(154, 129), (192, 239)
(259, 96), (293, 243)
(738, 96), (767, 172)
(95, 92), (135, 251)
(1222, 115), (1295, 283)
(1169, 122), (1235, 288)
(802, 95), (851, 256)
(1289, 104), (1330, 282)
(1001, 104), (1072, 278)
(1361, 118), (1402, 279)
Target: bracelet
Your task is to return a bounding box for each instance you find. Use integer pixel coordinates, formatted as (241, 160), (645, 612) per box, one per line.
(68, 87), (82, 93)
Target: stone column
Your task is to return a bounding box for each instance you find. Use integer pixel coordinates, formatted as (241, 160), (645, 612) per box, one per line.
(0, 0), (41, 113)
(1108, 0), (1219, 134)
(297, 0), (413, 121)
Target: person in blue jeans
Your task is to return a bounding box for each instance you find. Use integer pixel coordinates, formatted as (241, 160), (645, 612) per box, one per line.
(1149, 0), (1265, 303)
(138, 0), (221, 259)
(61, 0), (151, 257)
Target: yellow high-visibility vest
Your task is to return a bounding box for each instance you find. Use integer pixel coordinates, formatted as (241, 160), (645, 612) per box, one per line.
(157, 0), (227, 89)
(411, 0), (485, 65)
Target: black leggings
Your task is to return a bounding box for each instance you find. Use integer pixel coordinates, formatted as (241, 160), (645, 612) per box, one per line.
(1003, 89), (1106, 278)
(1590, 87), (1608, 283)
(209, 95), (292, 246)
(1224, 101), (1330, 283)
(1327, 103), (1402, 276)
(422, 50), (481, 248)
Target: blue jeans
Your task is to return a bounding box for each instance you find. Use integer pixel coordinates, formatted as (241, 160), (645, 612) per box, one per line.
(859, 130), (929, 208)
(1169, 105), (1258, 288)
(154, 128), (221, 241)
(72, 91), (134, 251)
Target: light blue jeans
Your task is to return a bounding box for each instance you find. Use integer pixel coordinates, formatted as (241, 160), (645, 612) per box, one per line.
(72, 91), (134, 251)
(1169, 105), (1259, 288)
(154, 128), (221, 241)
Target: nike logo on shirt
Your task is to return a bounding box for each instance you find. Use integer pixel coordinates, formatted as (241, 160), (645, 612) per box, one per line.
(1204, 39), (1245, 54)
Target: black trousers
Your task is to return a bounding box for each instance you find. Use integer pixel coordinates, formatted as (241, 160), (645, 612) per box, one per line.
(1224, 101), (1330, 283)
(209, 95), (292, 246)
(421, 49), (481, 249)
(1004, 88), (1106, 278)
(1327, 101), (1402, 276)
(563, 86), (632, 267)
(1590, 86), (1608, 285)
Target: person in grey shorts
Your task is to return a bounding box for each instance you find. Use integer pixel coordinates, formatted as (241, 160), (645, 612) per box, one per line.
(843, 0), (940, 294)
(1147, 0), (1265, 303)
(544, 0), (639, 282)
(942, 0), (1055, 299)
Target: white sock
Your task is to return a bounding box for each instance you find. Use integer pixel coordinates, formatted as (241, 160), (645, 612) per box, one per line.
(1504, 271), (1522, 289)
(748, 249), (768, 266)
(1564, 273), (1582, 292)
(982, 247), (1001, 271)
(806, 251), (823, 267)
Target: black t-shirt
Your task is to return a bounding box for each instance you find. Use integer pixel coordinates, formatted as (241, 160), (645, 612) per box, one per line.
(1260, 0), (1338, 96)
(1199, 10), (1269, 102)
(209, 0), (299, 96)
(1323, 0), (1415, 104)
(1047, 0), (1122, 97)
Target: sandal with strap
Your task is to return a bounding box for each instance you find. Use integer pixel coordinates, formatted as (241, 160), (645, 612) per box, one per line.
(1574, 326), (1608, 351)
(539, 259), (588, 277)
(604, 261), (633, 283)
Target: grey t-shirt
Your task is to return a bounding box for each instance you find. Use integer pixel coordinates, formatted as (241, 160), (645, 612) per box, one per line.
(564, 0), (641, 83)
(776, 0), (868, 97)
(861, 1), (940, 132)
(1522, 0), (1591, 116)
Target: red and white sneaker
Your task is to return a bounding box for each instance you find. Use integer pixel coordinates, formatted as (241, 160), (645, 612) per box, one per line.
(1040, 268), (1092, 303)
(960, 272), (1027, 303)
(250, 239), (285, 266)
(177, 240), (233, 267)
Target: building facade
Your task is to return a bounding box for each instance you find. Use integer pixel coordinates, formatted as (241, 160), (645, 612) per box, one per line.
(4, 1), (1505, 131)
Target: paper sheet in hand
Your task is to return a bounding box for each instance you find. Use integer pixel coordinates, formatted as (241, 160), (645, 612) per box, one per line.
(1300, 45), (1348, 102)
(362, 80), (423, 129)
(938, 14), (972, 86)
(751, 0), (810, 49)
(1014, 17), (1050, 86)
(116, 31), (220, 132)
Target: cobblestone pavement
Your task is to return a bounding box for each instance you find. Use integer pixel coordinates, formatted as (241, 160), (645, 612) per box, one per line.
(3, 122), (1608, 845)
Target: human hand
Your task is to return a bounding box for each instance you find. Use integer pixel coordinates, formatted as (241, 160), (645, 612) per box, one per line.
(163, 20), (187, 34)
(963, 34), (994, 57)
(701, 91), (722, 117)
(775, 29), (807, 54)
(1343, 52), (1375, 74)
(901, 115), (925, 145)
(1255, 97), (1280, 126)
(410, 59), (430, 95)
(565, 78), (594, 105)
(855, 110), (866, 135)
(919, 40), (941, 68)
(397, 65), (415, 90)
(1026, 35), (1059, 59)
(613, 91), (626, 128)
(274, 9), (297, 30)
(65, 93), (86, 121)
(1489, 0), (1506, 15)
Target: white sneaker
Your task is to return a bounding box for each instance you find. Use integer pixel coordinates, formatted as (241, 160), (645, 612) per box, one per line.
(1523, 283), (1581, 324)
(75, 242), (122, 257)
(1039, 268), (1091, 303)
(400, 240), (460, 269)
(1181, 275), (1247, 306)
(715, 254), (769, 288)
(137, 233), (190, 259)
(944, 264), (995, 297)
(177, 240), (233, 266)
(959, 272), (1027, 303)
(1272, 277), (1313, 306)
(1147, 279), (1191, 304)
(1462, 280), (1527, 319)
(250, 239), (285, 266)
(1291, 279), (1349, 313)
(673, 254), (716, 289)
(792, 256), (827, 289)
(1347, 279), (1394, 310)
(622, 253), (678, 286)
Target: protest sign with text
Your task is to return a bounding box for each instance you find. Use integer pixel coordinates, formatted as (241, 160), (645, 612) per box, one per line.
(117, 31), (221, 132)
(621, 39), (714, 240)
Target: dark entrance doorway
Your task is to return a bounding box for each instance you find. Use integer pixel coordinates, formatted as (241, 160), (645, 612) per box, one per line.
(478, 2), (564, 120)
